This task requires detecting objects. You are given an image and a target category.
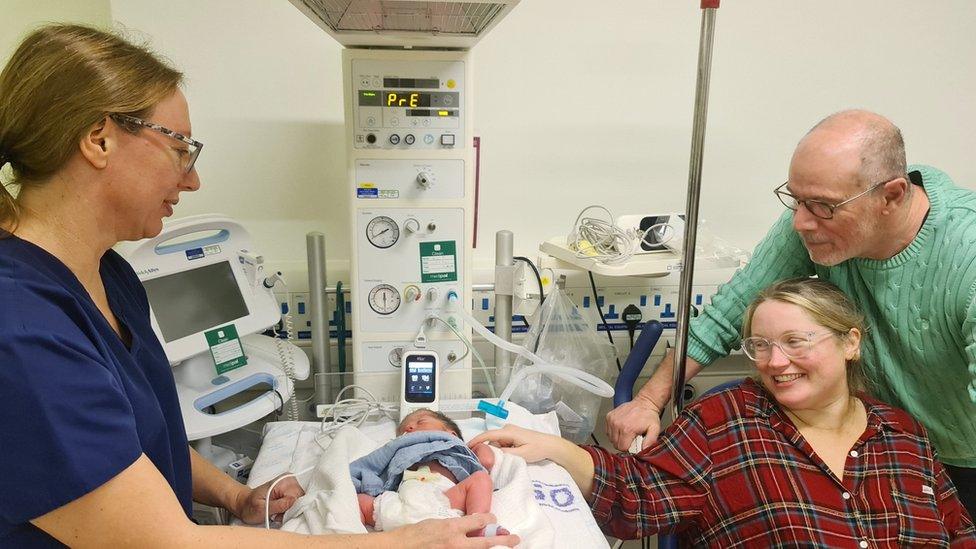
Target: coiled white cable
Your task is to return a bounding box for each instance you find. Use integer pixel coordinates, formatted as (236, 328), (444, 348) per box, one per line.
(317, 384), (399, 439)
(569, 205), (678, 264)
(267, 272), (300, 421)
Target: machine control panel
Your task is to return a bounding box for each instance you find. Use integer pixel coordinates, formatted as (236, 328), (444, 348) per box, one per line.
(352, 60), (465, 149)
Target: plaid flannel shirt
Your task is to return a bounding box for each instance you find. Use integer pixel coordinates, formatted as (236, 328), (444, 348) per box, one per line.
(585, 378), (976, 547)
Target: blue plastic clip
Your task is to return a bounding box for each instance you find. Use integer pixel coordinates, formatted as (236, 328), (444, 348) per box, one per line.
(478, 399), (509, 420)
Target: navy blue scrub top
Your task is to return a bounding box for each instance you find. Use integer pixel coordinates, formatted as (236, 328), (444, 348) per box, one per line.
(0, 233), (192, 546)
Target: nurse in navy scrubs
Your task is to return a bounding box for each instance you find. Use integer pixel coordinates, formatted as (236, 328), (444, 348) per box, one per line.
(0, 24), (516, 549)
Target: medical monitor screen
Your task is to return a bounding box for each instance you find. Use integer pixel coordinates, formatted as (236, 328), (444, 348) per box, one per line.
(404, 354), (436, 404)
(143, 261), (249, 343)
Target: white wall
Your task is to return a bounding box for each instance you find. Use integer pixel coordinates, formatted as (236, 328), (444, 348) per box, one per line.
(1, 0), (111, 58)
(1, 0), (112, 185)
(101, 1), (976, 278)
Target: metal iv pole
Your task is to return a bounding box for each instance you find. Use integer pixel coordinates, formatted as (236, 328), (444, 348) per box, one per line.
(670, 0), (720, 419)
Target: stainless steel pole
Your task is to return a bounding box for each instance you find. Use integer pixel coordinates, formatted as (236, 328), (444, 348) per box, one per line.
(307, 232), (332, 407)
(672, 4), (718, 419)
(494, 230), (514, 390)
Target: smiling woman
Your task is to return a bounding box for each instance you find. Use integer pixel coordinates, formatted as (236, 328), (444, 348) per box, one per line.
(742, 277), (867, 398)
(470, 277), (976, 546)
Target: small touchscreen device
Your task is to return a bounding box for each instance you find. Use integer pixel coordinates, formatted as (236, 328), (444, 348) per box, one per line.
(400, 350), (439, 420)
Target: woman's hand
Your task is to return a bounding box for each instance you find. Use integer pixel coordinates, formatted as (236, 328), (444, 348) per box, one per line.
(234, 474), (305, 525)
(470, 425), (597, 499)
(468, 424), (575, 464)
(392, 513), (520, 548)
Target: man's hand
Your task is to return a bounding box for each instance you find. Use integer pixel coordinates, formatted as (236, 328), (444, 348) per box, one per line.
(605, 396), (662, 452)
(393, 513), (520, 548)
(234, 474), (304, 525)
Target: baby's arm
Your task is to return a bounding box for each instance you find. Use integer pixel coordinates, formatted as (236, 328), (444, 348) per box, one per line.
(357, 493), (376, 526)
(444, 470), (493, 515)
(472, 442), (496, 471)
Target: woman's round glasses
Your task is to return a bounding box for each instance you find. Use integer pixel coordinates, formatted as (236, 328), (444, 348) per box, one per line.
(740, 331), (835, 362)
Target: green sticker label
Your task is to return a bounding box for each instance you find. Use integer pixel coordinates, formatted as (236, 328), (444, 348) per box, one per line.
(205, 324), (247, 374)
(419, 240), (458, 283)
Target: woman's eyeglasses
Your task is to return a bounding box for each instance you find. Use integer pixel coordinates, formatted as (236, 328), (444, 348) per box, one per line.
(110, 113), (202, 174)
(740, 331), (836, 362)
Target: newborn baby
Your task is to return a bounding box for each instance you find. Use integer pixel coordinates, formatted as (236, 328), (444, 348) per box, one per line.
(352, 409), (508, 536)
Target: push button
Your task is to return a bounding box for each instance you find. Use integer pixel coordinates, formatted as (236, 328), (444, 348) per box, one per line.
(440, 134), (456, 147)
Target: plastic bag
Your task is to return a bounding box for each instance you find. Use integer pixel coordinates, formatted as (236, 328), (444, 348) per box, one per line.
(507, 287), (615, 443)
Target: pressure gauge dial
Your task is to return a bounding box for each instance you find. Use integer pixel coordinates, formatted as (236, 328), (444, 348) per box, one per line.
(366, 216), (400, 249)
(368, 284), (401, 315)
(389, 347), (404, 367)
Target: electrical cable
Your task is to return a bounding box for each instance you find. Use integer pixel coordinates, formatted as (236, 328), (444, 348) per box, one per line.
(588, 271), (623, 372)
(264, 383), (399, 529)
(622, 304), (642, 350)
(335, 281), (347, 391)
(568, 205), (678, 265)
(513, 255), (545, 303)
(271, 389), (284, 416)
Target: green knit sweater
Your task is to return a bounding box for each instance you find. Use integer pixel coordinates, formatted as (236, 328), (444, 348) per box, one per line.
(688, 165), (976, 467)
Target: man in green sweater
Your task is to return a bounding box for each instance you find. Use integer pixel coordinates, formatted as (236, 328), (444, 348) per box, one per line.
(606, 109), (976, 515)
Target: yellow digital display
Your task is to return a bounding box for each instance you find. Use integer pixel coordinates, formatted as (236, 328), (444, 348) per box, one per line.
(386, 92), (425, 107)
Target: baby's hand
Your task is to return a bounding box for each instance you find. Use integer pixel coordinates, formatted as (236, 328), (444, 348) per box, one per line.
(471, 441), (496, 471)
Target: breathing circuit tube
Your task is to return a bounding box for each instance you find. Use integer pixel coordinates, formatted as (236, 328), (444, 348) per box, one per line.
(448, 300), (614, 401)
(613, 320), (664, 407)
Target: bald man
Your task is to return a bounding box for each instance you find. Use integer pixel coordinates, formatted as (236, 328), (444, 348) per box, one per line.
(607, 110), (976, 516)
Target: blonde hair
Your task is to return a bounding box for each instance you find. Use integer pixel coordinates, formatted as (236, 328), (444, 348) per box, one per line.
(742, 277), (868, 394)
(0, 24), (183, 230)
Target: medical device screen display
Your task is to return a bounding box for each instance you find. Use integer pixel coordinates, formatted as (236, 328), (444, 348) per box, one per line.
(404, 354), (436, 403)
(358, 90), (459, 110)
(143, 261), (249, 342)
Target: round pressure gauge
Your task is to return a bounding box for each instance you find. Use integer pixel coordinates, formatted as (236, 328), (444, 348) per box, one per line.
(368, 284), (401, 315)
(389, 347), (404, 368)
(366, 216), (400, 249)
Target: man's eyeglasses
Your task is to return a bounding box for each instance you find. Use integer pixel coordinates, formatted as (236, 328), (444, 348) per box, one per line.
(774, 177), (895, 220)
(740, 331), (836, 362)
(110, 113), (202, 174)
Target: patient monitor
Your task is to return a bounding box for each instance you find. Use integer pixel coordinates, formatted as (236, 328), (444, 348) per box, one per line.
(122, 214), (309, 444)
(400, 350), (440, 420)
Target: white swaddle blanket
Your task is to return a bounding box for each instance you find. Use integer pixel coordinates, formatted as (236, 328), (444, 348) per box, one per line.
(279, 426), (557, 547)
(247, 404), (609, 548)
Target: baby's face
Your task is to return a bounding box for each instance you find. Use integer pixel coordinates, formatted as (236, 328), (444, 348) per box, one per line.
(398, 411), (453, 436)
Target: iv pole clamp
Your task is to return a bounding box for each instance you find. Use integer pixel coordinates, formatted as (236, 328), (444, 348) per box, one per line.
(671, 0), (720, 419)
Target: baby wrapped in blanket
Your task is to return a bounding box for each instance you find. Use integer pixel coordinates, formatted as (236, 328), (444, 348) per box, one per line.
(352, 409), (509, 537)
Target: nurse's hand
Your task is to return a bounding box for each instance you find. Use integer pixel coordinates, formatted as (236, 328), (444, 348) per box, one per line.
(235, 474), (304, 525)
(468, 424), (575, 464)
(393, 513), (520, 548)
